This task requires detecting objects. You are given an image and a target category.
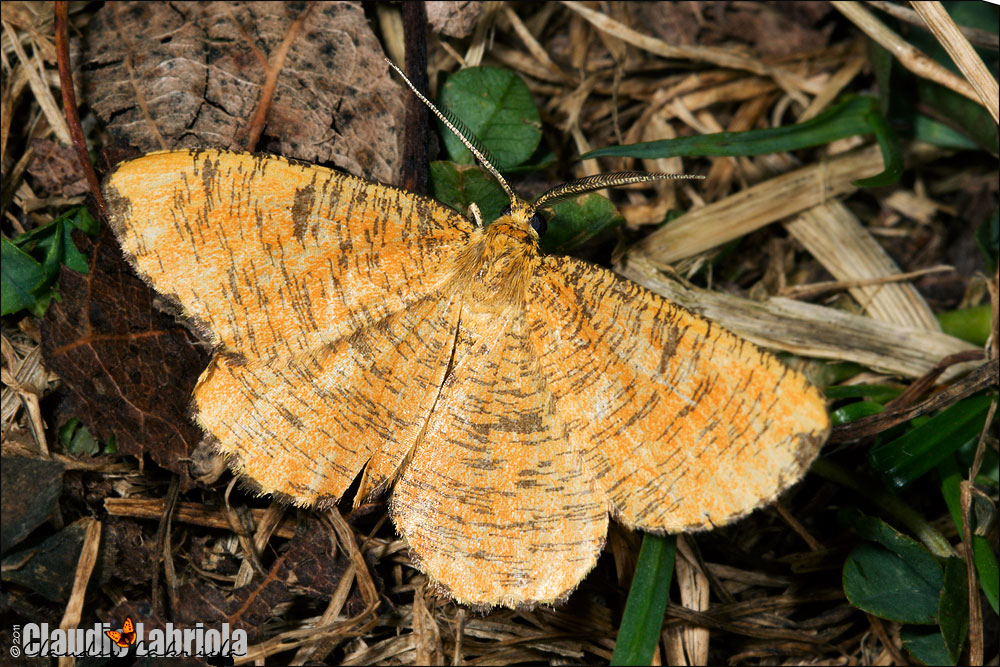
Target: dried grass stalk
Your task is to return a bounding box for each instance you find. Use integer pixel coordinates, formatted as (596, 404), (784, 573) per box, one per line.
(562, 2), (810, 105)
(867, 0), (999, 49)
(630, 144), (885, 266)
(617, 253), (978, 379)
(57, 518), (102, 667)
(785, 201), (940, 331)
(662, 536), (710, 665)
(830, 1), (984, 109)
(910, 0), (1000, 124)
(1, 19), (71, 144)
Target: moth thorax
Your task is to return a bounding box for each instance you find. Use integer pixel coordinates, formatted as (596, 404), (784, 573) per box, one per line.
(454, 216), (540, 308)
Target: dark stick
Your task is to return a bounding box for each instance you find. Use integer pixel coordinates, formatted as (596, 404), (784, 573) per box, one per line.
(400, 1), (429, 195)
(54, 1), (107, 221)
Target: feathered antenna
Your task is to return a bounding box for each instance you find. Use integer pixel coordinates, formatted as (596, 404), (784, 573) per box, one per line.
(385, 58), (703, 221)
(532, 172), (704, 212)
(385, 58), (516, 204)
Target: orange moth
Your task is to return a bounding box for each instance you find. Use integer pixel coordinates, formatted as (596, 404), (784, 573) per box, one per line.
(105, 60), (829, 608)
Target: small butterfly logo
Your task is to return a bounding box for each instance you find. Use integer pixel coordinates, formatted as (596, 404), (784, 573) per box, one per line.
(106, 616), (136, 648)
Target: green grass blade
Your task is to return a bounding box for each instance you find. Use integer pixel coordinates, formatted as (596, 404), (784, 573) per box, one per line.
(855, 103), (903, 186)
(830, 400), (884, 427)
(611, 533), (676, 666)
(580, 96), (902, 187)
(869, 393), (995, 489)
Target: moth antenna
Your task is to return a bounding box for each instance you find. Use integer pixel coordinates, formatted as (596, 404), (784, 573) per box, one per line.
(532, 171), (704, 212)
(385, 58), (516, 204)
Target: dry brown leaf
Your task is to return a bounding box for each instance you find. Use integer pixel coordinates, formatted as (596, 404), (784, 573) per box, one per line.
(427, 1), (483, 40)
(76, 1), (404, 181)
(39, 226), (209, 486)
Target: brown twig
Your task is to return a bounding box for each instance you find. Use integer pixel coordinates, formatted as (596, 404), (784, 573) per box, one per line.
(865, 614), (908, 665)
(242, 2), (315, 151)
(961, 477), (985, 666)
(779, 265), (954, 301)
(103, 496), (298, 539)
(884, 349), (985, 410)
(963, 397), (995, 666)
(400, 1), (429, 195)
(773, 501), (824, 552)
(53, 1), (106, 221)
(831, 358), (996, 442)
(151, 476), (179, 617)
(57, 518), (102, 667)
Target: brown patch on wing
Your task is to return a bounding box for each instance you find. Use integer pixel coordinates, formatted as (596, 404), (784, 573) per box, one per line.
(527, 256), (829, 533)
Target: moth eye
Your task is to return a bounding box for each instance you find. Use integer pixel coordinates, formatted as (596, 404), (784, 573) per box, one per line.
(529, 214), (547, 237)
(501, 205), (512, 216)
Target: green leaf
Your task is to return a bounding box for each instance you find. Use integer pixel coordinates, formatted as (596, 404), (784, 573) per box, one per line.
(505, 148), (558, 175)
(843, 543), (941, 624)
(542, 194), (623, 254)
(58, 418), (80, 447)
(439, 67), (541, 170)
(847, 509), (945, 586)
(936, 305), (992, 346)
(841, 510), (943, 624)
(2, 237), (47, 315)
(58, 418), (100, 457)
(611, 534), (676, 666)
(971, 529), (1000, 614)
(40, 218), (67, 282)
(428, 161), (508, 225)
(581, 96), (903, 187)
(2, 207), (98, 316)
(901, 628), (952, 666)
(830, 400), (884, 427)
(938, 557), (968, 664)
(869, 393), (995, 489)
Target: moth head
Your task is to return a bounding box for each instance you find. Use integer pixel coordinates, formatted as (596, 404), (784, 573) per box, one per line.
(385, 58), (702, 240)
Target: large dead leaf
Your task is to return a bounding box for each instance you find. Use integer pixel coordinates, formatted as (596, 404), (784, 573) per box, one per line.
(40, 226), (209, 485)
(77, 1), (404, 182)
